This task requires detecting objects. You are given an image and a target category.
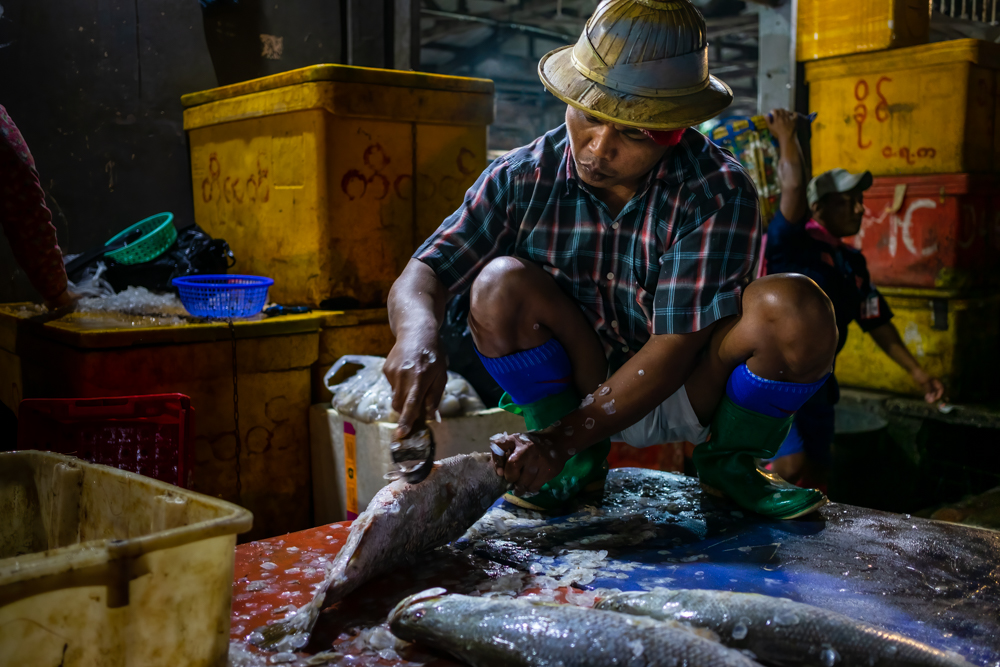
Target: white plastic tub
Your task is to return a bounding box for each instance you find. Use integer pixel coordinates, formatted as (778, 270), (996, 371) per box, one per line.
(309, 406), (525, 524)
(0, 451), (253, 667)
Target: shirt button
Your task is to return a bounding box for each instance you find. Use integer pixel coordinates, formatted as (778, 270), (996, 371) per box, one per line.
(612, 222), (620, 229)
(622, 345), (629, 353)
(606, 272), (615, 280)
(611, 320), (618, 328)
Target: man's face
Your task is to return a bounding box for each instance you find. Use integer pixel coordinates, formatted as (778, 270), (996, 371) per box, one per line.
(813, 187), (866, 237)
(565, 106), (670, 190)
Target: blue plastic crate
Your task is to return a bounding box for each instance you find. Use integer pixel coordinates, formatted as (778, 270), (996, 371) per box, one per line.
(172, 274), (273, 318)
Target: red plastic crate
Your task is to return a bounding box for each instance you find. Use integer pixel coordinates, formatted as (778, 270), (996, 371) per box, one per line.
(846, 174), (999, 290)
(16, 394), (195, 489)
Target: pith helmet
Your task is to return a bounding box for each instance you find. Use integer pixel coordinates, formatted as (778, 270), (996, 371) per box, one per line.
(538, 0), (733, 130)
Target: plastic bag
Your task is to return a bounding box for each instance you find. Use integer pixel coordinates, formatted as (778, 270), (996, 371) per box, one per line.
(103, 223), (234, 293)
(323, 355), (487, 423)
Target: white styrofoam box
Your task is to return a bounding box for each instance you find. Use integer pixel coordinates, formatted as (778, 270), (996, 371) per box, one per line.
(309, 405), (525, 525)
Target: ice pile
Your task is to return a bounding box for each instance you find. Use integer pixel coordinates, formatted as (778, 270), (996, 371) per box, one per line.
(76, 286), (189, 318)
(324, 355), (486, 423)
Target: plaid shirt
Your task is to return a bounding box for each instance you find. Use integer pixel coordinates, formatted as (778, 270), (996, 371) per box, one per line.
(416, 124), (760, 371)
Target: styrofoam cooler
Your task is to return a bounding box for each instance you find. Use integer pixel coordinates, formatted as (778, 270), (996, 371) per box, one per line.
(845, 173), (999, 291)
(309, 406), (526, 524)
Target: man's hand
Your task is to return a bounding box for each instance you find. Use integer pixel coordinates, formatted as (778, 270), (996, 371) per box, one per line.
(912, 367), (945, 403)
(489, 431), (568, 495)
(765, 108), (798, 143)
(384, 334), (448, 442)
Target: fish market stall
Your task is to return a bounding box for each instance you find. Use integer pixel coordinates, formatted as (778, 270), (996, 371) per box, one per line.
(227, 466), (1000, 667)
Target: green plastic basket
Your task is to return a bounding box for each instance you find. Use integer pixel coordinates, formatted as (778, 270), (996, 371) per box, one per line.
(105, 212), (178, 265)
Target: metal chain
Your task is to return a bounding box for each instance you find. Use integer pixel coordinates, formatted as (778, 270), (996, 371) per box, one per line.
(229, 319), (242, 504)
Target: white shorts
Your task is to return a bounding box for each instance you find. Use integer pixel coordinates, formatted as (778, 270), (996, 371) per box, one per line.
(612, 385), (710, 448)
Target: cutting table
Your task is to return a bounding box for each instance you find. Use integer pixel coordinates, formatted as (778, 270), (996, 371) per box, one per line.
(230, 468), (1000, 666)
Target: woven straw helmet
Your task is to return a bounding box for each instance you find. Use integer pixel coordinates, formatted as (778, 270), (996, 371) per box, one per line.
(539, 0), (733, 130)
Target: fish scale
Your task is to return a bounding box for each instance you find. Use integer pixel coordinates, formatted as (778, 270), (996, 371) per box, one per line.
(596, 590), (976, 667)
(389, 592), (767, 667)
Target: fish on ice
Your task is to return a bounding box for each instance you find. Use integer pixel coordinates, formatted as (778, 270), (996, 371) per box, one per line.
(596, 589), (975, 667)
(253, 453), (509, 652)
(389, 590), (767, 667)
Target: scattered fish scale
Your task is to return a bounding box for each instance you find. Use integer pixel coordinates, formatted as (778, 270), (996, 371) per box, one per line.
(389, 592), (766, 667)
(595, 589), (975, 667)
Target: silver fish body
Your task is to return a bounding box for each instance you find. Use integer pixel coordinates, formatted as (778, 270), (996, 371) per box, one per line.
(389, 591), (766, 667)
(596, 590), (974, 667)
(255, 453), (508, 651)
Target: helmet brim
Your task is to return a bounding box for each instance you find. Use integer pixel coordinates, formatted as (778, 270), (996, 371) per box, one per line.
(538, 44), (734, 130)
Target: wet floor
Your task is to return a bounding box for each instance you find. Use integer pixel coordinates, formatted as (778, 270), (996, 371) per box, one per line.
(231, 467), (1000, 666)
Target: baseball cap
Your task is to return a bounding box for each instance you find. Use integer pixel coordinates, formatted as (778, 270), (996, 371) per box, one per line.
(807, 169), (873, 207)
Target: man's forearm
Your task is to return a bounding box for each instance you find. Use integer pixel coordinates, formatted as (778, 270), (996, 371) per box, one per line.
(869, 322), (921, 374)
(775, 132), (808, 223)
(388, 258), (449, 338)
(540, 327), (714, 453)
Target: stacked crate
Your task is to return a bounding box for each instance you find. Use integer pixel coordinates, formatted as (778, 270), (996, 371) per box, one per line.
(799, 3), (1000, 401)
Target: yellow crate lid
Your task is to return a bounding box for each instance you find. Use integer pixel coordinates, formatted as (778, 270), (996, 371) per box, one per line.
(0, 303), (322, 352)
(181, 64), (495, 108)
(804, 38), (1000, 82)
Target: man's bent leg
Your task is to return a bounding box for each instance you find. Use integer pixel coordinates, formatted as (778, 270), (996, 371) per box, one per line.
(470, 257), (611, 512)
(686, 274), (838, 520)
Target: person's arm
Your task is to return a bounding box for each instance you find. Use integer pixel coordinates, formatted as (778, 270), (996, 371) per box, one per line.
(868, 322), (945, 403)
(494, 326), (716, 493)
(0, 105), (74, 308)
(384, 158), (519, 440)
(385, 259), (451, 440)
(765, 109), (808, 225)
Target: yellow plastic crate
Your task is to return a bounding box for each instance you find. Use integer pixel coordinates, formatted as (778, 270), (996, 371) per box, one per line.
(836, 288), (1000, 401)
(796, 0), (929, 62)
(0, 305), (322, 541)
(0, 451), (252, 667)
(181, 65), (494, 308)
(806, 39), (1000, 176)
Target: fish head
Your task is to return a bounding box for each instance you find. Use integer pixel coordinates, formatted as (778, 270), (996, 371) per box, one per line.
(387, 588), (449, 639)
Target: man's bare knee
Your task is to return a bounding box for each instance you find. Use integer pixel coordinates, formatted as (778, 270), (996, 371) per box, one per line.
(744, 274), (838, 381)
(470, 257), (533, 319)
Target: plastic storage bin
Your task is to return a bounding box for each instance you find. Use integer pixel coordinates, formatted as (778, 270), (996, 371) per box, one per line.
(0, 451), (252, 667)
(309, 405), (525, 524)
(835, 288), (1000, 400)
(806, 40), (1000, 176)
(796, 0), (929, 62)
(845, 173), (999, 290)
(182, 64), (494, 308)
(16, 394), (195, 489)
(0, 305), (321, 541)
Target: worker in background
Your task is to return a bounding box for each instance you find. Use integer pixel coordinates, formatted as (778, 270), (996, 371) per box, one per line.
(385, 0), (839, 521)
(764, 109), (945, 487)
(0, 104), (76, 310)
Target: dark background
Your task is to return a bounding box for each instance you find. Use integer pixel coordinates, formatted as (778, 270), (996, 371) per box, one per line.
(0, 0), (399, 303)
(0, 0), (761, 303)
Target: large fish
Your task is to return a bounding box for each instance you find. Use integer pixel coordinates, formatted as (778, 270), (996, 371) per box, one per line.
(596, 590), (974, 667)
(254, 453), (508, 652)
(389, 590), (767, 667)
